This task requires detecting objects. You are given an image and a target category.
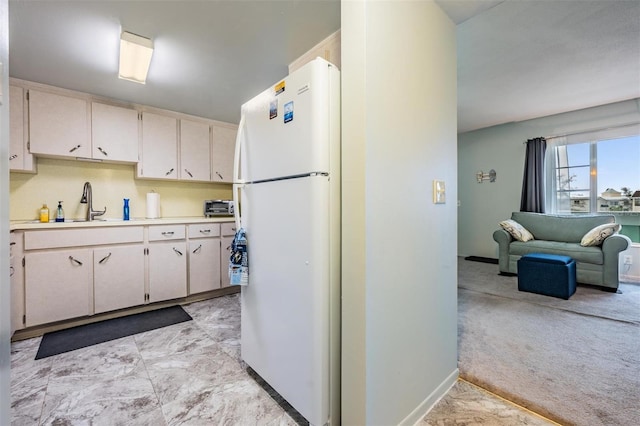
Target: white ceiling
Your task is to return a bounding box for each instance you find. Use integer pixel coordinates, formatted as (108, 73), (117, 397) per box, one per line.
(8, 1), (640, 133)
(8, 1), (341, 125)
(444, 0), (640, 132)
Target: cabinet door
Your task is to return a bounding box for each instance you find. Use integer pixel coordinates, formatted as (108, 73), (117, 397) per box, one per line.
(180, 119), (211, 181)
(29, 89), (90, 158)
(24, 249), (92, 327)
(10, 232), (25, 334)
(138, 112), (178, 179)
(94, 245), (145, 314)
(91, 102), (139, 163)
(148, 241), (187, 302)
(188, 239), (221, 294)
(211, 125), (236, 183)
(9, 86), (35, 173)
(220, 236), (234, 288)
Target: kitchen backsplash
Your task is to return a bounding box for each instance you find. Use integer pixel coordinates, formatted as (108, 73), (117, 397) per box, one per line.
(10, 158), (232, 220)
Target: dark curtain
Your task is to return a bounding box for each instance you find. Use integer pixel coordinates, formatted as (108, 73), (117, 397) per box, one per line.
(520, 137), (547, 213)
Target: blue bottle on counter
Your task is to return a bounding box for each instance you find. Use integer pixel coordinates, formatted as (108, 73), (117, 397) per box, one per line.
(123, 198), (130, 221)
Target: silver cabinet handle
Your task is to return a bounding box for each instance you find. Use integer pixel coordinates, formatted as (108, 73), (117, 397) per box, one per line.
(69, 144), (81, 153)
(199, 229), (211, 234)
(192, 244), (202, 254)
(97, 147), (108, 157)
(216, 171), (223, 179)
(69, 256), (83, 266)
(165, 168), (175, 176)
(161, 231), (174, 236)
(9, 154), (18, 160)
(98, 252), (112, 264)
(173, 247), (183, 256)
(184, 169), (193, 178)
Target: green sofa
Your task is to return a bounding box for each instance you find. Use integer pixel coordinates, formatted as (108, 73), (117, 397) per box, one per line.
(493, 212), (631, 291)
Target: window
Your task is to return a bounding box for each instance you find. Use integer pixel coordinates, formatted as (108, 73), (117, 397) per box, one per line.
(550, 135), (639, 213)
(545, 125), (640, 243)
(553, 143), (591, 213)
(547, 129), (640, 214)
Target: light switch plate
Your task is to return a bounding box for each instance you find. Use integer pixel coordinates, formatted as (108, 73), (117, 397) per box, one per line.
(433, 180), (446, 204)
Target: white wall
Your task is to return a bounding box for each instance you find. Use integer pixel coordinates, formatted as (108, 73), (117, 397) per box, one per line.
(0, 0), (11, 422)
(458, 98), (640, 259)
(342, 1), (458, 425)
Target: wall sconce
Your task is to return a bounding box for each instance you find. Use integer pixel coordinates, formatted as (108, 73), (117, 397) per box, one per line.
(476, 169), (496, 183)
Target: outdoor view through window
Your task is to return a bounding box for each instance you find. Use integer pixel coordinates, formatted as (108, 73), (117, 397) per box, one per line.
(553, 134), (640, 214)
(552, 133), (640, 243)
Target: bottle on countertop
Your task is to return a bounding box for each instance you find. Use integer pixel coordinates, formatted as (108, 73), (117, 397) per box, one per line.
(39, 203), (49, 223)
(55, 201), (65, 222)
(123, 198), (130, 221)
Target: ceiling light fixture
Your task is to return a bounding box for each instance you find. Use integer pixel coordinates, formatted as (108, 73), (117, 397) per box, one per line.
(118, 31), (154, 84)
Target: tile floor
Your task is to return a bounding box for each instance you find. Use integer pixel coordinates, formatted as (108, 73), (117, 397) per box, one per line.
(11, 294), (554, 425)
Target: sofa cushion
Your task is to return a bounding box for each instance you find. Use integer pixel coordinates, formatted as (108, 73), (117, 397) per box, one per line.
(580, 223), (622, 247)
(499, 219), (534, 242)
(510, 240), (604, 265)
(511, 212), (615, 243)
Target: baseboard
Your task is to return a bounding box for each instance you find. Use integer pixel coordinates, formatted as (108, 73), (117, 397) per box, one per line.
(398, 368), (459, 426)
(620, 274), (640, 283)
(464, 256), (499, 264)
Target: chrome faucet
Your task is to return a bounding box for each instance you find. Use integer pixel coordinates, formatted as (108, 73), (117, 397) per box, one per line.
(80, 181), (106, 221)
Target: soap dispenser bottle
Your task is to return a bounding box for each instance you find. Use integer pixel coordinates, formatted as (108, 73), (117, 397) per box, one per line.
(123, 198), (130, 221)
(55, 201), (65, 222)
(39, 204), (49, 223)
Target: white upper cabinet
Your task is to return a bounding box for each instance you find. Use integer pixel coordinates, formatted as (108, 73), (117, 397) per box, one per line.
(28, 89), (91, 159)
(211, 125), (236, 183)
(9, 85), (35, 173)
(91, 102), (139, 163)
(180, 119), (211, 181)
(138, 112), (178, 179)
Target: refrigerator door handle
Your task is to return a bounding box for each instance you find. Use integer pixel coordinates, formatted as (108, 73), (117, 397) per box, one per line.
(233, 183), (244, 230)
(234, 114), (246, 185)
(233, 114), (247, 230)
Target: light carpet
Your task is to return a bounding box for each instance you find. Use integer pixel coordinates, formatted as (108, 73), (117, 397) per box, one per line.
(458, 257), (640, 426)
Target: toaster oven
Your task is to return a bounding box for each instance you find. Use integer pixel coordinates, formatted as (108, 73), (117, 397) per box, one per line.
(204, 200), (234, 217)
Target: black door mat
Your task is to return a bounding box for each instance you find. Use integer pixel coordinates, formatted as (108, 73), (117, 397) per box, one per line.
(35, 305), (192, 360)
(464, 256), (499, 264)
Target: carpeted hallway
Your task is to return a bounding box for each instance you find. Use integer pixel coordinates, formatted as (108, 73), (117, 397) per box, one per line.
(457, 257), (640, 426)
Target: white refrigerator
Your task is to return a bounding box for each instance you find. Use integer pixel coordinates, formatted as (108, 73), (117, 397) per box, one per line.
(233, 58), (341, 426)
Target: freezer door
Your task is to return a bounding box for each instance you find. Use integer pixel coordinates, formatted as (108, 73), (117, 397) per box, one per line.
(240, 175), (330, 425)
(238, 59), (333, 182)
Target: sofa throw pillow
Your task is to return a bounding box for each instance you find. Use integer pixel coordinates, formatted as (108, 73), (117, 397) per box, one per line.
(499, 219), (534, 242)
(580, 223), (621, 247)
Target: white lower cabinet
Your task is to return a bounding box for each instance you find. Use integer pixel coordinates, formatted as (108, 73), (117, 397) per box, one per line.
(25, 248), (92, 327)
(15, 221), (234, 331)
(188, 223), (221, 295)
(148, 241), (187, 303)
(10, 232), (25, 334)
(94, 245), (145, 314)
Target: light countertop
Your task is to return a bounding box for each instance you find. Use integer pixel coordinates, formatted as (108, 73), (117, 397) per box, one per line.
(10, 216), (234, 231)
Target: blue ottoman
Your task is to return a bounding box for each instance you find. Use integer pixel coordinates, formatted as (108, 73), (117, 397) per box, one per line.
(517, 253), (576, 300)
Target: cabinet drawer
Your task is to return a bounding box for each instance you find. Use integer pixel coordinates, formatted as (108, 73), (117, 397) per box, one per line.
(220, 222), (237, 237)
(188, 223), (220, 239)
(24, 226), (144, 250)
(148, 225), (186, 241)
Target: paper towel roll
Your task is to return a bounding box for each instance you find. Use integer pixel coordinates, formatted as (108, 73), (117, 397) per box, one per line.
(146, 192), (160, 219)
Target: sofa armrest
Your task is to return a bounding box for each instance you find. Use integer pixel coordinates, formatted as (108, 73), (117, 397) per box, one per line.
(601, 234), (632, 289)
(493, 229), (513, 273)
